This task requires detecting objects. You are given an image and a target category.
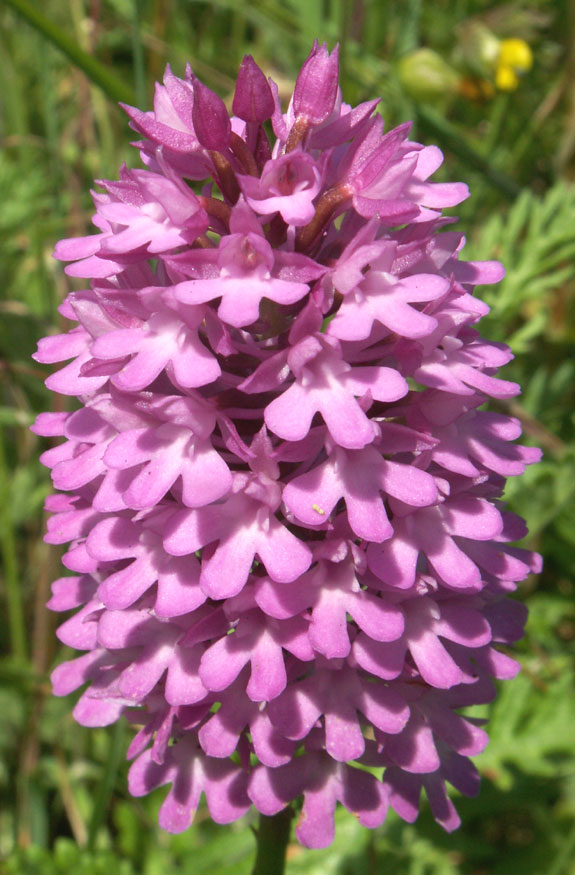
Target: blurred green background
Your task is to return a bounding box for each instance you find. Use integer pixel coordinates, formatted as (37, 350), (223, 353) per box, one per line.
(0, 1), (573, 872)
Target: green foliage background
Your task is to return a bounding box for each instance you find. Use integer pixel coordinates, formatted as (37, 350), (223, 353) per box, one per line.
(0, 1), (573, 872)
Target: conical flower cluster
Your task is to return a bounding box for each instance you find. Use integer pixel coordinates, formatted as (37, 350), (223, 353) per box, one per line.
(34, 44), (541, 848)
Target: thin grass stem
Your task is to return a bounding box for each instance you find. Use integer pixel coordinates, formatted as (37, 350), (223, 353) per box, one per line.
(87, 719), (125, 851)
(0, 426), (27, 661)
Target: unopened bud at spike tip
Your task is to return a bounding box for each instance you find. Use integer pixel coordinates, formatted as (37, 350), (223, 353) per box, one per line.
(233, 55), (275, 123)
(191, 78), (231, 151)
(293, 43), (340, 125)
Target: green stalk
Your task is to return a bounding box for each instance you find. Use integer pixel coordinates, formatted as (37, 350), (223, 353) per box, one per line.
(0, 426), (27, 661)
(1, 0), (137, 105)
(251, 809), (293, 875)
(482, 92), (511, 158)
(338, 0), (353, 85)
(397, 0), (422, 56)
(87, 720), (125, 850)
(131, 0), (147, 108)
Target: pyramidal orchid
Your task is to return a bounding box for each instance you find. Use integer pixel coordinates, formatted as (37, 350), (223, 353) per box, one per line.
(34, 42), (541, 853)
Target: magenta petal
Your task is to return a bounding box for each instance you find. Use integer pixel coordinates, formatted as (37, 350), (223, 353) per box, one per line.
(407, 604), (464, 689)
(340, 764), (389, 830)
(165, 646), (207, 705)
(156, 556), (205, 617)
(296, 779), (338, 848)
(199, 635), (251, 692)
(349, 592), (405, 643)
(353, 635), (407, 680)
(308, 587), (351, 658)
(360, 682), (409, 735)
(267, 682), (322, 740)
(255, 519), (312, 584)
(246, 630), (287, 701)
(250, 711), (295, 767)
(385, 767), (422, 823)
(424, 775), (461, 832)
(51, 651), (106, 696)
(385, 716), (440, 774)
(248, 758), (306, 816)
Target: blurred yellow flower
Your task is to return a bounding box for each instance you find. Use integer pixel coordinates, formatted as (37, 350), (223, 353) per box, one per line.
(397, 28), (533, 103)
(495, 38), (533, 91)
(499, 38), (533, 73)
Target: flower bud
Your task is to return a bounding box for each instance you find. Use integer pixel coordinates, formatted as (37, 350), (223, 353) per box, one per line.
(233, 55), (275, 122)
(293, 42), (339, 125)
(192, 78), (231, 151)
(397, 49), (461, 102)
(453, 22), (501, 79)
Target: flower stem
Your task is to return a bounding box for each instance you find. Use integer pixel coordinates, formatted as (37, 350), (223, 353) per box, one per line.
(295, 185), (350, 252)
(251, 808), (293, 875)
(87, 719), (125, 851)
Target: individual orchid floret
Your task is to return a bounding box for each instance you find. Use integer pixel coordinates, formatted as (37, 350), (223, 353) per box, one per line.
(128, 736), (251, 833)
(164, 473), (312, 599)
(174, 231), (314, 327)
(340, 119), (469, 224)
(36, 42), (541, 856)
(283, 441), (438, 541)
(267, 664), (409, 762)
(368, 494), (504, 591)
(54, 168), (209, 278)
(121, 65), (200, 154)
(90, 307), (221, 391)
(249, 747), (389, 849)
(327, 246), (450, 341)
(198, 674), (295, 766)
(103, 418), (232, 509)
(413, 329), (521, 399)
(262, 335), (408, 448)
(238, 150), (325, 226)
(353, 588), (493, 689)
(172, 200), (325, 327)
(255, 555), (405, 659)
(85, 514), (205, 613)
(199, 601), (314, 702)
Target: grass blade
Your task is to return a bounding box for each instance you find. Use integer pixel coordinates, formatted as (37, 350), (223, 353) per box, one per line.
(0, 425), (27, 661)
(87, 720), (125, 851)
(2, 0), (137, 105)
(417, 104), (522, 198)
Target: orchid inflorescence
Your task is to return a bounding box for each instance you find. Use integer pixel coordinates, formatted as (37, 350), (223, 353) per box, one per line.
(34, 43), (541, 849)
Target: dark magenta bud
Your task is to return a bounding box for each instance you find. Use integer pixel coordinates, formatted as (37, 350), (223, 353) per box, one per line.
(192, 78), (231, 151)
(232, 55), (275, 123)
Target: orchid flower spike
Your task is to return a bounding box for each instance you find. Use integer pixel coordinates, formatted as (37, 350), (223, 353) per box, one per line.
(35, 43), (540, 850)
